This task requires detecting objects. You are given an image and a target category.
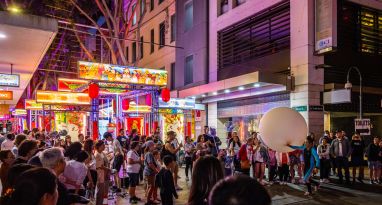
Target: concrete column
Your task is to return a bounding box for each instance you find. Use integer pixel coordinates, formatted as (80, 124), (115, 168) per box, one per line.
(290, 0), (325, 137)
(207, 102), (218, 129)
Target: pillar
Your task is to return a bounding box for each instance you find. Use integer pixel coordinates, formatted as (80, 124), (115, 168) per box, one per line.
(290, 0), (325, 137)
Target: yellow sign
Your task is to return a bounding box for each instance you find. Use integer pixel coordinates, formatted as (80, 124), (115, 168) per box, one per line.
(78, 61), (167, 86)
(36, 90), (91, 105)
(0, 91), (13, 100)
(12, 109), (27, 116)
(25, 99), (43, 110)
(122, 105), (151, 113)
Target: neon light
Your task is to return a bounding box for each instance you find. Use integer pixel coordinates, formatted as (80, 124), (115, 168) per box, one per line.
(36, 90), (91, 105)
(25, 99), (43, 110)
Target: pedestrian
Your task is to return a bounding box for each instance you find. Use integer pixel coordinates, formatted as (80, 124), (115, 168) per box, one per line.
(228, 133), (241, 173)
(289, 137), (320, 196)
(208, 175), (271, 205)
(127, 141), (142, 204)
(209, 128), (222, 157)
(276, 151), (289, 185)
(184, 136), (195, 181)
(195, 135), (209, 159)
(378, 141), (382, 183)
(83, 139), (97, 197)
(365, 136), (381, 184)
(104, 131), (124, 192)
(1, 133), (15, 151)
(11, 134), (26, 156)
(289, 149), (303, 184)
(350, 134), (365, 184)
(0, 150), (15, 195)
(64, 135), (72, 150)
(0, 167), (58, 205)
(144, 141), (161, 205)
(78, 133), (85, 145)
(319, 130), (330, 145)
(13, 139), (38, 165)
(252, 136), (269, 185)
(64, 141), (82, 160)
(156, 155), (178, 205)
(330, 130), (351, 184)
(94, 140), (110, 205)
(188, 156), (224, 205)
(62, 150), (89, 196)
(162, 131), (183, 190)
(267, 148), (277, 184)
(238, 137), (254, 176)
(317, 137), (331, 183)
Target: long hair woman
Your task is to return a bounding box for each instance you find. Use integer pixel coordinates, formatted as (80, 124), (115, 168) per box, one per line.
(188, 156), (224, 205)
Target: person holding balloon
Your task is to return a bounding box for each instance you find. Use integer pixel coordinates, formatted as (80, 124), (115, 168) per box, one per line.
(289, 136), (320, 196)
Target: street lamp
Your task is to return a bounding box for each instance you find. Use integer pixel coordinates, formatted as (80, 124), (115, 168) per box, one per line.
(345, 66), (362, 119)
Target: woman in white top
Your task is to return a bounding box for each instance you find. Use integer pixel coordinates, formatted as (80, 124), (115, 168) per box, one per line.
(126, 141), (142, 203)
(62, 150), (90, 196)
(1, 133), (15, 151)
(94, 140), (110, 205)
(83, 139), (97, 193)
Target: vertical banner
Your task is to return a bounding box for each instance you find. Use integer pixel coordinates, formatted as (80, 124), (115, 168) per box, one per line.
(315, 0), (337, 54)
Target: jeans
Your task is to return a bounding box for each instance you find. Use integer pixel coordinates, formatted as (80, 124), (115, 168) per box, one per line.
(320, 158), (330, 179)
(278, 164), (289, 182)
(185, 157), (193, 178)
(335, 157), (350, 182)
(268, 165), (277, 181)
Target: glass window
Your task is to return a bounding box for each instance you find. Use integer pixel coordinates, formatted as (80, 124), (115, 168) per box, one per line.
(141, 0), (145, 15)
(132, 4), (137, 25)
(171, 62), (175, 89)
(185, 1), (193, 32)
(150, 29), (155, 53)
(159, 0), (164, 5)
(126, 46), (129, 62)
(150, 0), (154, 11)
(159, 21), (165, 48)
(171, 14), (176, 42)
(140, 36), (144, 59)
(184, 55), (193, 85)
(132, 42), (136, 63)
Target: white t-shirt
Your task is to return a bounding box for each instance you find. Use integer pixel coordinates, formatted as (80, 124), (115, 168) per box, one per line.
(126, 150), (141, 173)
(1, 139), (14, 150)
(62, 160), (88, 190)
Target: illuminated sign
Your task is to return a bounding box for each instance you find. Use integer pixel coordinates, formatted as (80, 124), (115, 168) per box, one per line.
(25, 99), (43, 110)
(58, 78), (130, 94)
(122, 105), (152, 113)
(0, 91), (13, 100)
(78, 61), (167, 86)
(159, 108), (183, 114)
(36, 90), (91, 105)
(159, 98), (195, 109)
(12, 109), (27, 116)
(0, 74), (20, 87)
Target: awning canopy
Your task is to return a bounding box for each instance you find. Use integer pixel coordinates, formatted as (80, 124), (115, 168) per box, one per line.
(0, 11), (57, 105)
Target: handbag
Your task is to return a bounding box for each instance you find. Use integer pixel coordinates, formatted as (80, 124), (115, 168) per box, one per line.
(240, 160), (251, 169)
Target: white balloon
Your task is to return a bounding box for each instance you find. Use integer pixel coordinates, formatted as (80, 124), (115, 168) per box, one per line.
(259, 107), (307, 152)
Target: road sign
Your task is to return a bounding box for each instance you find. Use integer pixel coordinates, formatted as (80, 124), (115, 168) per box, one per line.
(354, 118), (371, 135)
(292, 106), (307, 112)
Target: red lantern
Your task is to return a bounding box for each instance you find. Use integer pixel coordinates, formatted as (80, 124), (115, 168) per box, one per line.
(122, 98), (130, 110)
(161, 88), (170, 102)
(145, 94), (152, 106)
(88, 83), (99, 99)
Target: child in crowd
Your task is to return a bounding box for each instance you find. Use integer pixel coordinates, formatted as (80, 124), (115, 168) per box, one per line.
(289, 149), (303, 184)
(156, 155), (178, 205)
(267, 148), (277, 184)
(276, 152), (290, 185)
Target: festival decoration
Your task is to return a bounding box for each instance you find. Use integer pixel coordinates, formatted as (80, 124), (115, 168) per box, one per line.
(145, 93), (152, 106)
(36, 91), (91, 105)
(161, 88), (170, 102)
(122, 98), (130, 110)
(88, 83), (99, 99)
(259, 107), (307, 152)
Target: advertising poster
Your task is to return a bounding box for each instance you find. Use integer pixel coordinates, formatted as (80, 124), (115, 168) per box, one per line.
(55, 113), (86, 141)
(163, 114), (184, 142)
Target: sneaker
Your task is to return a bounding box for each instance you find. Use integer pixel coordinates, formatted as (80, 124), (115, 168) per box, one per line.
(319, 179), (324, 183)
(370, 180), (375, 184)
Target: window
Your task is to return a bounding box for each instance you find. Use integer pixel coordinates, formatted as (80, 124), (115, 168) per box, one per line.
(132, 42), (136, 63)
(184, 1), (193, 32)
(140, 36), (144, 59)
(184, 55), (193, 85)
(171, 62), (176, 89)
(159, 0), (164, 5)
(159, 21), (165, 48)
(132, 4), (137, 25)
(141, 0), (145, 15)
(171, 14), (176, 42)
(150, 0), (154, 11)
(126, 46), (129, 62)
(218, 0), (229, 16)
(150, 29), (155, 53)
(233, 0), (246, 8)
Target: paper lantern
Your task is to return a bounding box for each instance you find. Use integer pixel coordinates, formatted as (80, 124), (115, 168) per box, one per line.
(122, 98), (130, 110)
(145, 94), (152, 106)
(259, 107), (307, 152)
(161, 88), (170, 102)
(88, 83), (99, 99)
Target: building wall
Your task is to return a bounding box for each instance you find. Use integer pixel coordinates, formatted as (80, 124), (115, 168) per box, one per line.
(126, 0), (176, 86)
(175, 0), (209, 89)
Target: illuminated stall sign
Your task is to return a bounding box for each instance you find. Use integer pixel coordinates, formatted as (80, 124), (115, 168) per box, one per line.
(159, 98), (195, 109)
(12, 109), (27, 116)
(58, 78), (130, 94)
(0, 74), (20, 87)
(36, 90), (90, 105)
(25, 99), (43, 110)
(0, 91), (13, 100)
(159, 108), (183, 114)
(122, 105), (152, 113)
(78, 61), (168, 86)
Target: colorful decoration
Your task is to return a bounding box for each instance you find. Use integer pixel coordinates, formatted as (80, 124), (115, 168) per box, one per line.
(161, 88), (170, 102)
(58, 78), (130, 94)
(12, 109), (27, 116)
(88, 83), (99, 99)
(159, 98), (195, 109)
(36, 90), (91, 105)
(162, 114), (184, 142)
(0, 91), (13, 100)
(25, 100), (43, 110)
(122, 105), (151, 113)
(122, 99), (130, 110)
(78, 61), (168, 86)
(145, 94), (152, 106)
(127, 117), (143, 134)
(55, 112), (86, 141)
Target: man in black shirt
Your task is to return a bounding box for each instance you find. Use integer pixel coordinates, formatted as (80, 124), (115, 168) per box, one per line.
(350, 134), (365, 183)
(366, 136), (381, 184)
(117, 129), (129, 151)
(156, 155), (178, 205)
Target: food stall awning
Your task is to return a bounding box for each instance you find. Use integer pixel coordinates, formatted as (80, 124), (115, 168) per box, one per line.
(0, 11), (57, 105)
(177, 71), (287, 103)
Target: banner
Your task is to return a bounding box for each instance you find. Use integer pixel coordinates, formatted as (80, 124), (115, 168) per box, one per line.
(78, 61), (167, 86)
(159, 98), (195, 109)
(25, 99), (43, 110)
(36, 90), (90, 105)
(58, 78), (130, 94)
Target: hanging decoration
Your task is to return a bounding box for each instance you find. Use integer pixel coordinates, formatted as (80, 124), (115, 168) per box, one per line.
(88, 83), (99, 99)
(161, 88), (170, 103)
(122, 98), (130, 110)
(145, 93), (152, 106)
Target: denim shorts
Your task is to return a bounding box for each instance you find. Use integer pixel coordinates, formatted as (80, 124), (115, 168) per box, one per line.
(368, 161), (381, 169)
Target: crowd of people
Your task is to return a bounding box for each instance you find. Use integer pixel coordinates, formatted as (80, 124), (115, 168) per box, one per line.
(0, 125), (380, 205)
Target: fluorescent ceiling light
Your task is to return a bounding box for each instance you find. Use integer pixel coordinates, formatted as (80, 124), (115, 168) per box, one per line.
(0, 33), (6, 39)
(224, 89), (230, 93)
(212, 92), (218, 95)
(238, 86), (245, 90)
(254, 83), (260, 88)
